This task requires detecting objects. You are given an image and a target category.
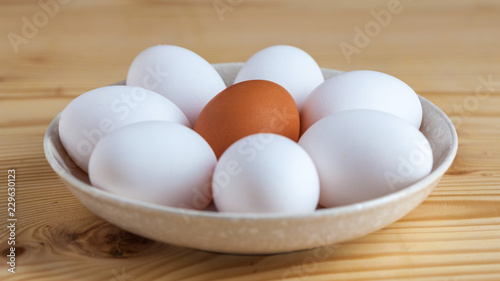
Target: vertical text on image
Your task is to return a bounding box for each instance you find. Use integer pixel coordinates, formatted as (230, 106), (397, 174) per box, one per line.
(6, 169), (17, 274)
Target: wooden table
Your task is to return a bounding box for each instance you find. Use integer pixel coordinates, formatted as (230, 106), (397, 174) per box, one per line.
(1, 0), (499, 280)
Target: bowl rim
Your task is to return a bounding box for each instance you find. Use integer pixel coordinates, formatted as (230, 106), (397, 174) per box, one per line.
(44, 65), (458, 221)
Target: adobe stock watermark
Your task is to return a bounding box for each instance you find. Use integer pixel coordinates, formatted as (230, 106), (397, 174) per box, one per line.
(177, 106), (296, 224)
(176, 133), (276, 224)
(447, 74), (500, 130)
(384, 138), (433, 192)
(7, 0), (71, 54)
(71, 87), (153, 167)
(177, 133), (276, 224)
(140, 64), (170, 91)
(69, 63), (169, 168)
(281, 235), (340, 280)
(339, 0), (412, 63)
(110, 267), (134, 281)
(213, 0), (243, 21)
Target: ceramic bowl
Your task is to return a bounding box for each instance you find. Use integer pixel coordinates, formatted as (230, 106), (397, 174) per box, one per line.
(44, 63), (458, 254)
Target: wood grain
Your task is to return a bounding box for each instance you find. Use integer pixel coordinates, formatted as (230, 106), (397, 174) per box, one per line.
(1, 0), (500, 280)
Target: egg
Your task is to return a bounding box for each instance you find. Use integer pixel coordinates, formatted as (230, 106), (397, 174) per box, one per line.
(89, 121), (217, 209)
(300, 70), (422, 134)
(59, 85), (189, 172)
(126, 45), (226, 125)
(234, 45), (324, 110)
(194, 80), (300, 158)
(299, 110), (433, 207)
(213, 133), (320, 213)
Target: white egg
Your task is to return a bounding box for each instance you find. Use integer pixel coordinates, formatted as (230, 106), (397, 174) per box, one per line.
(301, 70), (422, 134)
(89, 121), (217, 210)
(299, 110), (433, 208)
(213, 133), (320, 213)
(126, 45), (226, 125)
(59, 85), (189, 172)
(234, 45), (324, 110)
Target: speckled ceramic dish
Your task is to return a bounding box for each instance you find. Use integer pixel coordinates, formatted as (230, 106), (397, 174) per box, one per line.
(44, 63), (458, 254)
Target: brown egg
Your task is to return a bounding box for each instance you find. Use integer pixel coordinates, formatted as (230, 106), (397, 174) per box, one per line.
(194, 80), (300, 158)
